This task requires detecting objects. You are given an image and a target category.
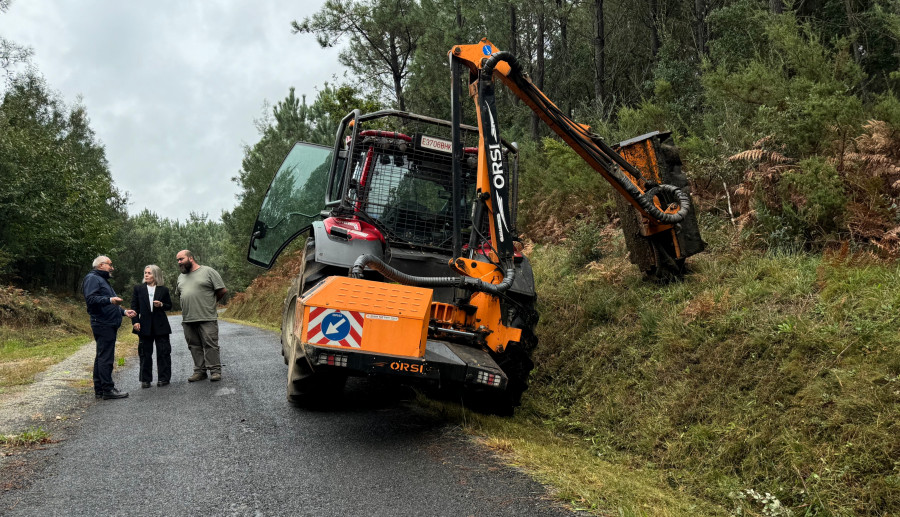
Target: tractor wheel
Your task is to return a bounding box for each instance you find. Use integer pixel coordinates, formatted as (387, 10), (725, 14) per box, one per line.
(287, 353), (347, 407)
(281, 274), (302, 365)
(283, 237), (348, 406)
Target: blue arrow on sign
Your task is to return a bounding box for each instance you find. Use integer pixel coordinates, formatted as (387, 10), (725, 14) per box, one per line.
(322, 312), (351, 341)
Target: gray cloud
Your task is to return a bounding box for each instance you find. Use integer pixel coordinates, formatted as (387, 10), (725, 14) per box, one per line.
(0, 1), (343, 222)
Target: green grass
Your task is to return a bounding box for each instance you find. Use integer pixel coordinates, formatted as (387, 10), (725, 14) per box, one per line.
(0, 426), (51, 447)
(0, 286), (138, 391)
(0, 287), (92, 390)
(424, 397), (724, 516)
(0, 333), (91, 388)
(526, 232), (900, 516)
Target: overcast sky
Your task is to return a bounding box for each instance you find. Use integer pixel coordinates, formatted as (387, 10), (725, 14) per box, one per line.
(0, 1), (343, 222)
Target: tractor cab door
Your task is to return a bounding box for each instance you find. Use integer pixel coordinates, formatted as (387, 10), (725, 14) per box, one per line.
(247, 142), (333, 269)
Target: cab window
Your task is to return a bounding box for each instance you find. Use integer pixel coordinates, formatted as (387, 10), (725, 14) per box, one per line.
(247, 142), (332, 269)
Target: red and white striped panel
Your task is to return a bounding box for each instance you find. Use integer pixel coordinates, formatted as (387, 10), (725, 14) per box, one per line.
(306, 307), (365, 348)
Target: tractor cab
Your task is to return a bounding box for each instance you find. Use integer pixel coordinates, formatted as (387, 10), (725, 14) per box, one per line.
(248, 110), (519, 268)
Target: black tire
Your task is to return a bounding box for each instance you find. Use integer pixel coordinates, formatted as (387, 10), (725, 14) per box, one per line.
(281, 275), (302, 364)
(283, 237), (348, 406)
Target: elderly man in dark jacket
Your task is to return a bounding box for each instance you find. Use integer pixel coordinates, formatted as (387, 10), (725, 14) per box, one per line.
(82, 255), (136, 400)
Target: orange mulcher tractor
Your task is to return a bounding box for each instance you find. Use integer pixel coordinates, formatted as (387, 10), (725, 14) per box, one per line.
(247, 39), (704, 414)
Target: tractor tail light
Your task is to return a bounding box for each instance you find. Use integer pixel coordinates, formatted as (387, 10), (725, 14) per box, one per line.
(317, 352), (348, 368)
(475, 370), (502, 387)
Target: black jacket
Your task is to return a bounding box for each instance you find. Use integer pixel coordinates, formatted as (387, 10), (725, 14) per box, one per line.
(83, 269), (126, 327)
(129, 284), (173, 336)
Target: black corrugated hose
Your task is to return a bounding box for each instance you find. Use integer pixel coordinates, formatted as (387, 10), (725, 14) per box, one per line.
(350, 254), (516, 296)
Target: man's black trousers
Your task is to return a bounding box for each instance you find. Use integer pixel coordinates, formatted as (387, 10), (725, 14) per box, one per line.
(91, 325), (117, 394)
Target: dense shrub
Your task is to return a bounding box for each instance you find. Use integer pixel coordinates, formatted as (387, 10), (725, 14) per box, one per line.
(518, 138), (616, 243)
(565, 217), (604, 269)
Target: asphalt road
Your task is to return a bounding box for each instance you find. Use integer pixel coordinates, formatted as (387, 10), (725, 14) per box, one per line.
(2, 317), (578, 517)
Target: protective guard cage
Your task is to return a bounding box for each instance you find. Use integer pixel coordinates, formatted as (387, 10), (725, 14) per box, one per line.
(341, 113), (518, 253)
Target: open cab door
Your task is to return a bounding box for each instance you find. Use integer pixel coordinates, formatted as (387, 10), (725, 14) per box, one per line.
(247, 142), (333, 269)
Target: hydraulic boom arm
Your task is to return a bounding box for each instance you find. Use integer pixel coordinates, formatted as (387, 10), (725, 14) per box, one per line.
(450, 39), (704, 276)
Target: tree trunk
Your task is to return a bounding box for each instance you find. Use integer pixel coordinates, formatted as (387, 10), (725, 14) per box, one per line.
(557, 0), (571, 116)
(389, 35), (406, 111)
(593, 0), (605, 100)
(649, 0), (660, 58)
(695, 0), (708, 56)
(843, 0), (865, 95)
(531, 10), (545, 140)
(509, 2), (518, 58)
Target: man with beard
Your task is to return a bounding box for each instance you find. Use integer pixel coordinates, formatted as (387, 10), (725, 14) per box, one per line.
(175, 250), (228, 382)
(82, 255), (137, 399)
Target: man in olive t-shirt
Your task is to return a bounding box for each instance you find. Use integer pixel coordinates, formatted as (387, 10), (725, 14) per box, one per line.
(176, 250), (228, 382)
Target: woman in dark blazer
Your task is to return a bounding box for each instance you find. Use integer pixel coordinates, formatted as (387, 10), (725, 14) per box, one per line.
(130, 264), (173, 388)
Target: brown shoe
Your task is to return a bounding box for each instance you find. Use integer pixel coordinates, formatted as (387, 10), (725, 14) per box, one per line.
(188, 371), (207, 382)
(209, 372), (222, 382)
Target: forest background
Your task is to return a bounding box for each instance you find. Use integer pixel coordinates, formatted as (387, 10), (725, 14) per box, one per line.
(3, 0), (900, 515)
(3, 0), (900, 295)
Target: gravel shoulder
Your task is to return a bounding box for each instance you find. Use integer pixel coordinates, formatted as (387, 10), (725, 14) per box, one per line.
(0, 339), (105, 497)
(0, 340), (99, 436)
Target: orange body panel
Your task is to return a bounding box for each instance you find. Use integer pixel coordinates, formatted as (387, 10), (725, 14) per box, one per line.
(469, 292), (521, 352)
(617, 140), (660, 190)
(296, 277), (432, 358)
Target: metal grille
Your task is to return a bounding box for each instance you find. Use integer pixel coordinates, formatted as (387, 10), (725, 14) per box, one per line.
(344, 114), (517, 252)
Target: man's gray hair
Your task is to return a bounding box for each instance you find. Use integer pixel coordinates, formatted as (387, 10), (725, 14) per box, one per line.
(144, 264), (165, 286)
(92, 255), (110, 269)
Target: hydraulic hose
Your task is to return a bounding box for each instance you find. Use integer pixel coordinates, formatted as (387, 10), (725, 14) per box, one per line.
(349, 254), (516, 296)
(641, 183), (692, 225)
(483, 51), (523, 77)
(481, 51), (691, 225)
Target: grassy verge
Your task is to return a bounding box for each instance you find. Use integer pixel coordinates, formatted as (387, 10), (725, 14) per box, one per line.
(526, 220), (899, 516)
(425, 398), (723, 516)
(0, 286), (139, 395)
(0, 334), (92, 389)
(0, 286), (91, 392)
(220, 317), (278, 333)
(226, 249), (303, 327)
